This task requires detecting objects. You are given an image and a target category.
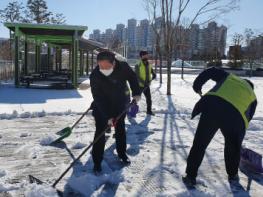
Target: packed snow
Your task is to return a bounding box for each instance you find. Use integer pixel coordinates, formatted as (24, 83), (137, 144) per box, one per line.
(71, 142), (87, 149)
(24, 183), (59, 197)
(0, 73), (262, 196)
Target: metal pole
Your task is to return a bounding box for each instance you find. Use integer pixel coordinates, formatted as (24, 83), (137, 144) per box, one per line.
(14, 26), (20, 87)
(72, 31), (79, 88)
(86, 51), (89, 75)
(91, 51), (94, 71)
(24, 37), (28, 75)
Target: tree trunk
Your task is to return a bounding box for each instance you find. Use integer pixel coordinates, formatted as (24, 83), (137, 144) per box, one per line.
(181, 59), (184, 79)
(249, 60), (253, 78)
(159, 53), (163, 84)
(167, 57), (172, 95)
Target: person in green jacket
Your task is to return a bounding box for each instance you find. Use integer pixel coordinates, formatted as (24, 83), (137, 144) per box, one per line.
(135, 51), (156, 115)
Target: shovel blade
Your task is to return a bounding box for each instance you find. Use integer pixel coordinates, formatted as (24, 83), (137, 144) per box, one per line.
(29, 175), (64, 196)
(51, 127), (72, 144)
(56, 127), (71, 136)
(29, 175), (44, 185)
(241, 147), (263, 173)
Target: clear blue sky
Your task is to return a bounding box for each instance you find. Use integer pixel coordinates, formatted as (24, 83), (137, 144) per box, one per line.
(0, 0), (262, 46)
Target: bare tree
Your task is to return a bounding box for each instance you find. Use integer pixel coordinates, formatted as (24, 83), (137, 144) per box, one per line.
(0, 40), (12, 60)
(232, 33), (243, 46)
(174, 20), (191, 79)
(144, 0), (240, 95)
(230, 33), (243, 67)
(243, 28), (256, 77)
(0, 1), (24, 64)
(144, 0), (164, 84)
(109, 35), (122, 54)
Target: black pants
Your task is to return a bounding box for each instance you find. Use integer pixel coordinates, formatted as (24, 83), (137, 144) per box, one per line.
(92, 114), (127, 166)
(186, 100), (246, 178)
(141, 86), (152, 112)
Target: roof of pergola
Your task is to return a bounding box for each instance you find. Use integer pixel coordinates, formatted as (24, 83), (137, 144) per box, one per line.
(5, 23), (106, 50)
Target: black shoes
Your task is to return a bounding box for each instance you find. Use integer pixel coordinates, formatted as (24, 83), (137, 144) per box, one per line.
(93, 164), (102, 175)
(182, 175), (196, 188)
(147, 111), (155, 116)
(119, 154), (131, 165)
(228, 174), (240, 182)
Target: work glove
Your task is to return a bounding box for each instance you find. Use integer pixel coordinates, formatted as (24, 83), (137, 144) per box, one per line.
(132, 95), (141, 103)
(127, 103), (139, 118)
(107, 118), (117, 127)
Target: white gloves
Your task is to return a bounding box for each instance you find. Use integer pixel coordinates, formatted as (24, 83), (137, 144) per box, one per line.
(133, 95), (141, 103)
(108, 118), (114, 126)
(107, 118), (117, 127)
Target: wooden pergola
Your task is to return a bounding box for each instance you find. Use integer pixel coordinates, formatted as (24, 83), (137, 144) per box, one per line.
(4, 23), (104, 88)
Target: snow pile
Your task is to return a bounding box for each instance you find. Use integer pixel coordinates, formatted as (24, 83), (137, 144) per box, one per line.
(0, 169), (6, 178)
(0, 109), (78, 120)
(71, 142), (87, 149)
(68, 170), (124, 196)
(0, 110), (18, 119)
(39, 135), (57, 146)
(24, 183), (58, 197)
(0, 183), (18, 192)
(0, 169), (19, 192)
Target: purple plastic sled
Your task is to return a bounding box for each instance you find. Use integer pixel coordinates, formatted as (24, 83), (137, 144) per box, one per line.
(240, 147), (263, 173)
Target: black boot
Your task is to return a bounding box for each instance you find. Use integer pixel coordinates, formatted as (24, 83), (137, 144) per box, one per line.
(147, 110), (155, 116)
(228, 174), (240, 182)
(93, 164), (102, 175)
(119, 154), (131, 165)
(182, 175), (196, 189)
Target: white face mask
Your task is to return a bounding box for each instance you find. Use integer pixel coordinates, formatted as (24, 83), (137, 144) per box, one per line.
(99, 68), (114, 76)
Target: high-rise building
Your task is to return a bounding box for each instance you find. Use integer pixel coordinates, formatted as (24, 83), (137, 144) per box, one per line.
(203, 22), (227, 58)
(116, 24), (125, 42)
(191, 22), (227, 59)
(100, 33), (106, 43)
(139, 19), (150, 48)
(92, 29), (101, 41)
(190, 24), (200, 57)
(127, 19), (137, 47)
(147, 25), (154, 52)
(105, 28), (114, 43)
(89, 19), (227, 60)
(127, 19), (137, 58)
(249, 35), (263, 59)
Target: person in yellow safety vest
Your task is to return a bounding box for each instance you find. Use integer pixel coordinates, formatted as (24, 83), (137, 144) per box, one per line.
(135, 50), (156, 116)
(183, 67), (257, 188)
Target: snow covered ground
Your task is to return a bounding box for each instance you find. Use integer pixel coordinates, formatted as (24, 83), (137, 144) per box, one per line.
(0, 73), (262, 197)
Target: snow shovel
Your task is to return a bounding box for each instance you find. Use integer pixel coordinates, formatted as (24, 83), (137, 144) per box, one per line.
(29, 100), (136, 193)
(240, 146), (263, 173)
(51, 104), (93, 144)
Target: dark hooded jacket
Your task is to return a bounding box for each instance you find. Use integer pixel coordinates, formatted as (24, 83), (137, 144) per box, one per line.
(90, 60), (141, 120)
(192, 67), (257, 125)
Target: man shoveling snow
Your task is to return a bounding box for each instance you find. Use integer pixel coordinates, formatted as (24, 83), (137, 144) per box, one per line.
(183, 67), (257, 188)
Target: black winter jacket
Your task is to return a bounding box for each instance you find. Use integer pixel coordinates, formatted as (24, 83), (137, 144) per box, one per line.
(191, 67), (257, 122)
(90, 60), (141, 120)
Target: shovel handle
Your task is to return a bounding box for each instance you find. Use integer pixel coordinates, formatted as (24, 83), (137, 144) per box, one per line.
(52, 100), (135, 188)
(71, 107), (91, 129)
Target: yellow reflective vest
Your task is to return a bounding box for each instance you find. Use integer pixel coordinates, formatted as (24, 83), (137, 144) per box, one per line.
(206, 74), (256, 128)
(135, 61), (152, 87)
